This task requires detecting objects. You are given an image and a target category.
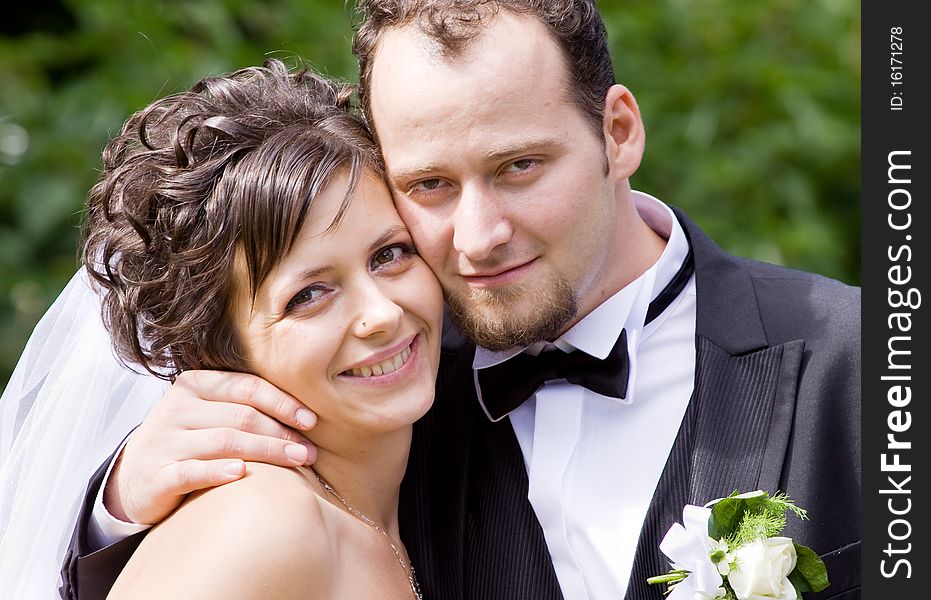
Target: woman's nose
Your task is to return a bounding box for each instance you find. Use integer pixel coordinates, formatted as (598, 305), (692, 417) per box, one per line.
(351, 283), (404, 338)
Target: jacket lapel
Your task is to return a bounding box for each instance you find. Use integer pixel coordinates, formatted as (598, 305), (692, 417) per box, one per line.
(624, 211), (805, 599)
(402, 333), (563, 600)
(681, 208), (802, 500)
(401, 340), (474, 600)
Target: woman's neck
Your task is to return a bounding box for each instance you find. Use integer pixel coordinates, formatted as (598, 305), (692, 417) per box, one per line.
(307, 424), (413, 538)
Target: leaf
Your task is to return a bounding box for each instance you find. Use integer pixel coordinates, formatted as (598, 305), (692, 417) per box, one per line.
(788, 569), (811, 593)
(792, 543), (830, 593)
(708, 491), (771, 539)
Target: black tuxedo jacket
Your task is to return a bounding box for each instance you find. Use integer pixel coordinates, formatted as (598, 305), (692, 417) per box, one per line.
(61, 209), (860, 600)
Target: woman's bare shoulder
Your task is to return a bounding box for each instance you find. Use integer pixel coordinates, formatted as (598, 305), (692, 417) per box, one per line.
(108, 463), (336, 600)
(178, 462), (329, 539)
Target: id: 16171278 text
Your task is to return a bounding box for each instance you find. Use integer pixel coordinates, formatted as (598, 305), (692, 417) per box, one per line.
(890, 27), (903, 111)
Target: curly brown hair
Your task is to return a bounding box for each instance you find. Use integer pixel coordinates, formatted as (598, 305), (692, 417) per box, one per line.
(352, 0), (615, 140)
(83, 59), (380, 379)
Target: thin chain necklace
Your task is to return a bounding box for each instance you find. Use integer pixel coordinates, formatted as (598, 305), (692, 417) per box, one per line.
(312, 470), (423, 600)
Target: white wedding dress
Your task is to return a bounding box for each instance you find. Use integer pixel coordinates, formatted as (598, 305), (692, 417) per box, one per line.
(0, 269), (167, 598)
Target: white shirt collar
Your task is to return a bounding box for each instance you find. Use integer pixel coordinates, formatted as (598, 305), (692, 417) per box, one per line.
(473, 191), (689, 370)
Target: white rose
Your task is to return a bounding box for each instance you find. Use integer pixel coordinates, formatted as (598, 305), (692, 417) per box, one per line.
(695, 588), (727, 600)
(728, 537), (798, 600)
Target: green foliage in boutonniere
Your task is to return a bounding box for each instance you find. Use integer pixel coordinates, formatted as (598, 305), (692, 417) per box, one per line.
(648, 491), (829, 600)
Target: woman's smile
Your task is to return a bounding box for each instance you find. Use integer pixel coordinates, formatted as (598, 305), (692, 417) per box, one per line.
(336, 332), (431, 391)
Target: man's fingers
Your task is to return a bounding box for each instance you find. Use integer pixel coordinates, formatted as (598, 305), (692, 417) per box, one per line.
(188, 428), (315, 465)
(176, 401), (316, 448)
(158, 459), (248, 496)
(174, 370), (317, 430)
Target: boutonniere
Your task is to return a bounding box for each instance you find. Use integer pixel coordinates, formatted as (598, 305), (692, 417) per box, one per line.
(647, 490), (829, 600)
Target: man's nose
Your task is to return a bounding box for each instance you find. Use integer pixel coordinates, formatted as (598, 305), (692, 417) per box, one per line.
(451, 183), (513, 262)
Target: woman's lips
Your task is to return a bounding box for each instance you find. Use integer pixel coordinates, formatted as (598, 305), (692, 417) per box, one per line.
(338, 335), (421, 386)
(345, 344), (412, 377)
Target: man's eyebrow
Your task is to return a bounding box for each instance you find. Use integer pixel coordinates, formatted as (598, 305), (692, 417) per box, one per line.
(387, 136), (565, 182)
(387, 164), (445, 182)
(481, 137), (564, 163)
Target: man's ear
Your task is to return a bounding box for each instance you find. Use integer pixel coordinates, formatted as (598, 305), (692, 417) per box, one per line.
(602, 84), (645, 180)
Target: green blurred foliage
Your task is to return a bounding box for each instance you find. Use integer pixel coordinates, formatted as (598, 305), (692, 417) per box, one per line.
(608, 0), (860, 281)
(0, 0), (859, 388)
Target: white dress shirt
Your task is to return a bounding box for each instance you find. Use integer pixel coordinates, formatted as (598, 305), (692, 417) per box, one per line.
(473, 192), (697, 599)
(89, 437), (149, 548)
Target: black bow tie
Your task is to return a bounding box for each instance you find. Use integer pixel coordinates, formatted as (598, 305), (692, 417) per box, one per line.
(478, 332), (631, 420)
(477, 245), (694, 421)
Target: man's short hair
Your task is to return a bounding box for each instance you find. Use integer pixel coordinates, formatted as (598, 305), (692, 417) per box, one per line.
(352, 0), (616, 139)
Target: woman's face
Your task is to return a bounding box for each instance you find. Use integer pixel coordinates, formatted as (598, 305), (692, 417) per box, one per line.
(234, 171), (444, 438)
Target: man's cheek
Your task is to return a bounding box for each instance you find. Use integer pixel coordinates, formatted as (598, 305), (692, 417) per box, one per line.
(401, 213), (450, 264)
(421, 245), (450, 279)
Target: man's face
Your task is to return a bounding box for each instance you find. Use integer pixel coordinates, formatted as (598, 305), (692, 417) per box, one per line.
(368, 12), (636, 350)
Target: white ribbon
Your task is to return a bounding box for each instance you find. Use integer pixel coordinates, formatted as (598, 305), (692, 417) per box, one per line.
(658, 505), (725, 600)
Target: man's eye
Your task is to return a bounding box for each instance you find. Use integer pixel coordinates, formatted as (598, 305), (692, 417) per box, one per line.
(285, 286), (326, 312)
(503, 158), (537, 173)
(411, 179), (444, 193)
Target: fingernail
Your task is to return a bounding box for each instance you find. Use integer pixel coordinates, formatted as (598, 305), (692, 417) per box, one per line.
(224, 461), (244, 477)
(295, 408), (316, 429)
(285, 444), (308, 463)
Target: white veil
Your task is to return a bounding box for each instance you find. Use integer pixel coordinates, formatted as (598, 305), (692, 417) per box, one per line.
(0, 268), (168, 598)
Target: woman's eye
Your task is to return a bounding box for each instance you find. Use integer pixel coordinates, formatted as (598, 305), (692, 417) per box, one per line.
(285, 286), (327, 312)
(371, 245), (406, 268)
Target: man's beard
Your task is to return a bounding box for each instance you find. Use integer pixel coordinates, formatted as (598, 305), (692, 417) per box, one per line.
(446, 276), (578, 351)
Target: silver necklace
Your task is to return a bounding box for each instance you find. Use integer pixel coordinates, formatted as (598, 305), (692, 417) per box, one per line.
(312, 470), (423, 600)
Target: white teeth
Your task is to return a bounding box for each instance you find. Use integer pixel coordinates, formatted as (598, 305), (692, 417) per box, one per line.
(348, 344), (413, 378)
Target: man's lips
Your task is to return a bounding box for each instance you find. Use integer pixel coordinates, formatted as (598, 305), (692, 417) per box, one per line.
(460, 258), (538, 288)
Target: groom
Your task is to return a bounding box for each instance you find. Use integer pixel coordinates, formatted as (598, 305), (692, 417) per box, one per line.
(61, 1), (860, 599)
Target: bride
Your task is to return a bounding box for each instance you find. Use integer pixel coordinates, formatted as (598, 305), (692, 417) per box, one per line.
(1, 59), (442, 599)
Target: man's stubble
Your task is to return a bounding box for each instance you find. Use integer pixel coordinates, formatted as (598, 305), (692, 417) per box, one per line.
(445, 275), (579, 352)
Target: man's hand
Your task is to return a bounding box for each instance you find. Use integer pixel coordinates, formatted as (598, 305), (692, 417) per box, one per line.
(104, 370), (318, 525)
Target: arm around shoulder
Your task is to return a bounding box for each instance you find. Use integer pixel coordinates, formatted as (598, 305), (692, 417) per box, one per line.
(107, 464), (334, 600)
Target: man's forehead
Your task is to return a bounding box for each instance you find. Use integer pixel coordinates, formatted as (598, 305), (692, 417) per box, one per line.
(373, 10), (523, 65)
(368, 13), (571, 130)
(369, 12), (561, 95)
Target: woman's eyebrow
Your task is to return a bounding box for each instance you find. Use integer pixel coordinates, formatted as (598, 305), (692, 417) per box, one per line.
(266, 265), (333, 309)
(368, 225), (409, 254)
